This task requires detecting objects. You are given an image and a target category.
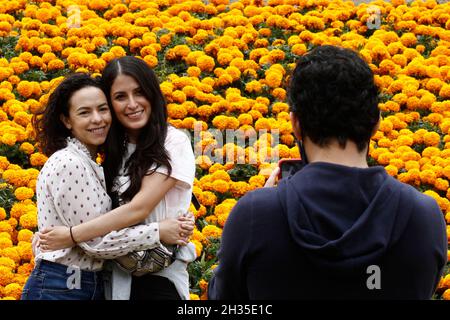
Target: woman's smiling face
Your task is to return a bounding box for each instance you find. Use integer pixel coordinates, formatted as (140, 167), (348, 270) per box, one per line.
(110, 74), (152, 143)
(61, 86), (111, 156)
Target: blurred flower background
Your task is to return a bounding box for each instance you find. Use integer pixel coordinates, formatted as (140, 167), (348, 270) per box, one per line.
(0, 0), (449, 300)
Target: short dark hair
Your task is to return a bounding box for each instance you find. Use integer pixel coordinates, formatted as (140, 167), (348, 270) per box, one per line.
(288, 45), (380, 152)
(32, 73), (104, 156)
(101, 56), (172, 203)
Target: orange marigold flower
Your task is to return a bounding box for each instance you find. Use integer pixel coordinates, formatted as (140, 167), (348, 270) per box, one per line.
(29, 153), (48, 167)
(202, 225), (222, 239)
(420, 170), (436, 185)
(14, 187), (34, 201)
(197, 55), (215, 72)
(423, 132), (441, 147)
(211, 180), (229, 194)
(19, 212), (37, 230)
(17, 229), (33, 243)
(384, 165), (398, 177)
(191, 240), (203, 259)
(0, 265), (14, 286)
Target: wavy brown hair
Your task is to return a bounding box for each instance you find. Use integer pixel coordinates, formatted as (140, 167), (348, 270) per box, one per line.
(32, 73), (105, 156)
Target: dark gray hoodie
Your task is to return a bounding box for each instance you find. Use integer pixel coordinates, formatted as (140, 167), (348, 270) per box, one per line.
(208, 162), (447, 299)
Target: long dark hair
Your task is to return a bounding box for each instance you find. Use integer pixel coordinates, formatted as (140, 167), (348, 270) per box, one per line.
(32, 73), (105, 156)
(102, 56), (172, 204)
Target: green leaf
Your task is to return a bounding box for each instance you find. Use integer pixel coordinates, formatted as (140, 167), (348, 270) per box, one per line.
(227, 164), (258, 182)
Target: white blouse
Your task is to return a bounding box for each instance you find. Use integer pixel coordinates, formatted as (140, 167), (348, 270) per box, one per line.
(35, 137), (162, 271)
(110, 126), (197, 299)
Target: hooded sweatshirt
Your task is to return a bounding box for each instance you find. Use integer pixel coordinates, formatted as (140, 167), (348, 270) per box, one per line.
(208, 162), (447, 300)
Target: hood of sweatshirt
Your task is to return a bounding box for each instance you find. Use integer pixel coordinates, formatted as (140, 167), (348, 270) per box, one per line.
(277, 162), (413, 273)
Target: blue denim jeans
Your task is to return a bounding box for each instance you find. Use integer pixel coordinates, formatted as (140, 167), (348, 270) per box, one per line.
(21, 260), (104, 300)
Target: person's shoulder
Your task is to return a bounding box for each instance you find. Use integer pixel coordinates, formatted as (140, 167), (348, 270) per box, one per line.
(388, 176), (442, 217)
(45, 148), (85, 173)
(232, 187), (280, 215)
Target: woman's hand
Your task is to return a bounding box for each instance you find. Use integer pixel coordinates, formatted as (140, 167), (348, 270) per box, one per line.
(159, 216), (195, 246)
(178, 212), (195, 243)
(264, 167), (280, 188)
(37, 226), (74, 251)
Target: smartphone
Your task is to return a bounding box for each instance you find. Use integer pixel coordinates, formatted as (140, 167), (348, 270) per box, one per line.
(191, 193), (201, 210)
(278, 158), (304, 179)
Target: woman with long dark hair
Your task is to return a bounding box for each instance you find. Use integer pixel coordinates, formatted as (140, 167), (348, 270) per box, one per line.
(37, 57), (197, 300)
(22, 73), (190, 300)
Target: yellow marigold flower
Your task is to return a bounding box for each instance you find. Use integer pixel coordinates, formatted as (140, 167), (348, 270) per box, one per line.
(19, 212), (37, 230)
(423, 132), (441, 147)
(245, 80), (262, 93)
(211, 170), (231, 182)
(439, 84), (450, 99)
(272, 88), (286, 101)
(238, 114), (253, 126)
(254, 118), (271, 131)
(377, 138), (392, 148)
(0, 257), (15, 270)
(187, 66), (201, 77)
(17, 241), (33, 261)
(272, 102), (289, 114)
(291, 43), (307, 56)
(396, 135), (414, 147)
(14, 187), (34, 201)
(0, 237), (13, 249)
(420, 170), (436, 185)
(281, 134), (294, 146)
(384, 165), (398, 177)
(199, 191), (217, 206)
(190, 293), (200, 300)
(190, 239), (203, 259)
(434, 178), (449, 191)
(378, 120), (393, 133)
(378, 152), (394, 166)
(217, 213), (229, 227)
(197, 55), (215, 72)
(0, 266), (14, 286)
(443, 289), (450, 301)
(110, 46), (126, 58)
(196, 156), (213, 171)
(249, 175), (266, 188)
(405, 161), (420, 171)
(3, 283), (22, 300)
(19, 142), (34, 155)
(8, 217), (17, 229)
(45, 58), (64, 71)
(29, 153), (48, 167)
(0, 220), (12, 234)
(17, 229), (33, 243)
(202, 225), (222, 239)
(1, 133), (16, 146)
(211, 180), (229, 194)
(230, 181), (249, 198)
(265, 71), (282, 88)
(0, 208), (6, 221)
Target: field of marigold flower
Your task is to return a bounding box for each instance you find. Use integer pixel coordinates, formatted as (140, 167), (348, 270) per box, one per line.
(0, 0), (449, 300)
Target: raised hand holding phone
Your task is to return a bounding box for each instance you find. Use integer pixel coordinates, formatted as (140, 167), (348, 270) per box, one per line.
(264, 167), (280, 188)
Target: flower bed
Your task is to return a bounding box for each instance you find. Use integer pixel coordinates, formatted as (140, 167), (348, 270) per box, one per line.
(0, 0), (448, 300)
